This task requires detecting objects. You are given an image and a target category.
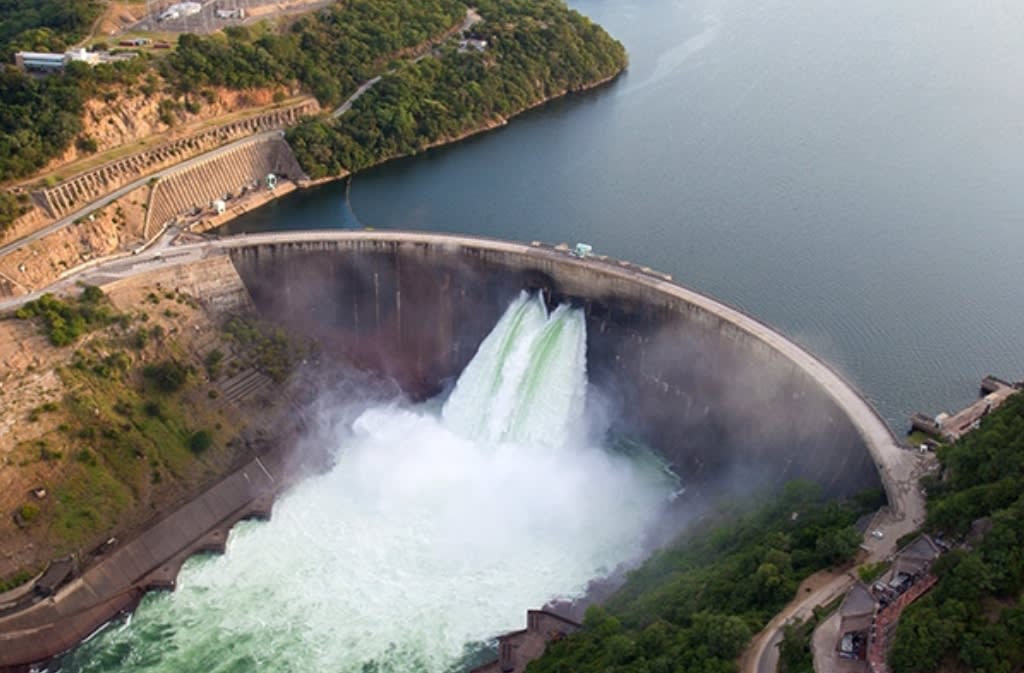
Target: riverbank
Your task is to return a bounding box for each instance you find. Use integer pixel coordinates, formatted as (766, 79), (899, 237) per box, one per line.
(208, 69), (627, 234)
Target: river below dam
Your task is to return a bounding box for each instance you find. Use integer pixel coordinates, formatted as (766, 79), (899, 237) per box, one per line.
(222, 0), (1024, 428)
(54, 294), (676, 672)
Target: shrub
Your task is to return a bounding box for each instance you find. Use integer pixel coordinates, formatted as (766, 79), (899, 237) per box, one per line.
(142, 359), (190, 393)
(75, 135), (98, 154)
(188, 429), (212, 453)
(19, 503), (40, 522)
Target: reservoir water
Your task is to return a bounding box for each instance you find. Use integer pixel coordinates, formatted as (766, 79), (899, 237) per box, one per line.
(223, 0), (1024, 428)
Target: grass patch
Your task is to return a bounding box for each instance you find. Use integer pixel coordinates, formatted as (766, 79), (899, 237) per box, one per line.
(858, 560), (889, 584)
(0, 567), (40, 593)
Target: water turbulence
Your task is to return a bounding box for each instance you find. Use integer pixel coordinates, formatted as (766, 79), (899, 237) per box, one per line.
(442, 292), (586, 448)
(56, 293), (674, 673)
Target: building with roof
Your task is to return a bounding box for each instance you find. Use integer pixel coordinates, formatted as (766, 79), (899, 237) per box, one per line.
(471, 610), (580, 673)
(13, 48), (128, 74)
(891, 535), (940, 581)
(837, 582), (875, 662)
(14, 51), (69, 73)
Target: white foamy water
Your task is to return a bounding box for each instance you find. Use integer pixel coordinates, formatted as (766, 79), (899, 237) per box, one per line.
(56, 294), (671, 673)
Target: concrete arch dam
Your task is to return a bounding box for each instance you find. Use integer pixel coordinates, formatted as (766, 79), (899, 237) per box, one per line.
(226, 231), (896, 499)
(0, 231), (903, 671)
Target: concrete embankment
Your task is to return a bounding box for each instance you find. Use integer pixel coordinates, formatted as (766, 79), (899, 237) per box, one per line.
(0, 457), (279, 671)
(146, 135), (306, 234)
(32, 99), (319, 221)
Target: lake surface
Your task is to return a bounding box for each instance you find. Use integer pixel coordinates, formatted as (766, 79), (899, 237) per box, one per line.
(224, 0), (1024, 429)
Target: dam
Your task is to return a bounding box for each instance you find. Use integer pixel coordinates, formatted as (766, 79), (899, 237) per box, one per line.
(222, 231), (891, 498)
(0, 231), (907, 671)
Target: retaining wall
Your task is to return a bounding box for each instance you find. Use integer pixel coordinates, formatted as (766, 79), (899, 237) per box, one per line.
(32, 99), (318, 220)
(146, 136), (305, 230)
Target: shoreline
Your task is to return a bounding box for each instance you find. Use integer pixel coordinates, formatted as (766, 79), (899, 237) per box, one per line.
(207, 68), (626, 232)
(0, 68), (624, 294)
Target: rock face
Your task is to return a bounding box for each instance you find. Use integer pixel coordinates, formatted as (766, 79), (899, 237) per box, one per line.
(53, 88), (293, 170)
(226, 233), (884, 499)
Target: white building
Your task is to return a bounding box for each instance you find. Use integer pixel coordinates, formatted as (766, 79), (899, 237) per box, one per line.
(215, 8), (246, 19)
(14, 51), (69, 73)
(159, 2), (202, 21)
(66, 48), (101, 66)
(14, 48), (133, 74)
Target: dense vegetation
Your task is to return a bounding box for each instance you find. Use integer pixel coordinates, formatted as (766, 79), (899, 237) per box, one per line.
(526, 481), (875, 673)
(0, 0), (462, 224)
(15, 284), (125, 346)
(162, 0), (464, 104)
(0, 0), (101, 60)
(0, 0), (113, 215)
(0, 0), (625, 235)
(0, 190), (29, 234)
(288, 0), (628, 176)
(890, 392), (1024, 673)
(0, 57), (147, 187)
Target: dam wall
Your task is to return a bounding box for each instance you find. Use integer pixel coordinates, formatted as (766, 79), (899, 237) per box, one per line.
(227, 232), (889, 497)
(0, 231), (902, 670)
(146, 136), (305, 232)
(33, 99), (318, 220)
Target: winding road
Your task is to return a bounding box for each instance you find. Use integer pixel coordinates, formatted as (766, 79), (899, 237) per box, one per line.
(741, 450), (930, 673)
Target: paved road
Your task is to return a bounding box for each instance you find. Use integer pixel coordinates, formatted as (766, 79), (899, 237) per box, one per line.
(743, 450), (930, 673)
(329, 9), (481, 119)
(0, 131), (284, 260)
(331, 76), (382, 119)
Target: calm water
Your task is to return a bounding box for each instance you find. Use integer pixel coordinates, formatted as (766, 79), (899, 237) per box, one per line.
(224, 0), (1024, 428)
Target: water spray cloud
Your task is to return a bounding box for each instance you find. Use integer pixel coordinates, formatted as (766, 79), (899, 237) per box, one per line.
(58, 292), (673, 673)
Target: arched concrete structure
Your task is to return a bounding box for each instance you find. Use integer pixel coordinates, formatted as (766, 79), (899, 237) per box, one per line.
(224, 230), (898, 501)
(0, 230), (910, 671)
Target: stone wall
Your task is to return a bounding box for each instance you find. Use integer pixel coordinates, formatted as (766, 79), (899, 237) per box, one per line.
(32, 99), (318, 220)
(471, 611), (582, 673)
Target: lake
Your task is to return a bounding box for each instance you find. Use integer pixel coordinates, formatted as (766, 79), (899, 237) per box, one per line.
(223, 0), (1024, 428)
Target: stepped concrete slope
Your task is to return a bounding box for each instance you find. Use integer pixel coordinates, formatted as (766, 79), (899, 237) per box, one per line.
(32, 99), (318, 220)
(146, 135), (305, 231)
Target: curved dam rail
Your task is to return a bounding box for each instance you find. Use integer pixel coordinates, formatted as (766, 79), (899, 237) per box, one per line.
(220, 230), (903, 503)
(0, 230), (917, 671)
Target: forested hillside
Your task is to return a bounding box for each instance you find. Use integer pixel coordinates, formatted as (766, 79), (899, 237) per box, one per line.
(0, 0), (465, 187)
(161, 0), (465, 104)
(287, 0), (628, 177)
(0, 0), (101, 59)
(525, 482), (880, 673)
(890, 392), (1024, 673)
